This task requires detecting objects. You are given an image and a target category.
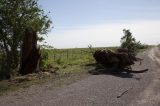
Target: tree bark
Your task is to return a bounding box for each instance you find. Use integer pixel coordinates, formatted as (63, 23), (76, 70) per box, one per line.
(19, 28), (41, 75)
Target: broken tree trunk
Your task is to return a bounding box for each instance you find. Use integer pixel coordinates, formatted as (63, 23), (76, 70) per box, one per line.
(19, 28), (41, 75)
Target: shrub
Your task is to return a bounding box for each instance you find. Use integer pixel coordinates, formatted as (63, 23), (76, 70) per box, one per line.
(40, 49), (52, 70)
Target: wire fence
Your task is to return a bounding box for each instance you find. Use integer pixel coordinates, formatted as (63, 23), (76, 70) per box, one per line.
(50, 49), (94, 64)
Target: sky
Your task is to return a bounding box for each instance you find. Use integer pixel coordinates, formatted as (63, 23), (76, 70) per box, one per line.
(38, 0), (160, 48)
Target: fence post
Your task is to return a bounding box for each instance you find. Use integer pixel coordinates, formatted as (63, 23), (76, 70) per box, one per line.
(54, 54), (56, 62)
(81, 50), (82, 55)
(67, 50), (69, 60)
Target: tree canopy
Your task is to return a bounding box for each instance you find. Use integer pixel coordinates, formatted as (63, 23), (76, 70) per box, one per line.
(120, 29), (146, 53)
(121, 29), (136, 51)
(0, 0), (52, 76)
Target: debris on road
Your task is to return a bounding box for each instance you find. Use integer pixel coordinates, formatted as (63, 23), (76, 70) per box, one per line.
(117, 88), (132, 98)
(93, 48), (148, 73)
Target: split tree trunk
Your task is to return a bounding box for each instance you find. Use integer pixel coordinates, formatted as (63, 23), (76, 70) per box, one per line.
(19, 28), (41, 75)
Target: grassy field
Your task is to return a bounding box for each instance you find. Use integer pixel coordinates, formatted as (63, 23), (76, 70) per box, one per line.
(45, 47), (118, 73)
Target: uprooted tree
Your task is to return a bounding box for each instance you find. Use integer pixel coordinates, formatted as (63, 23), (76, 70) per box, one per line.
(92, 29), (148, 73)
(0, 0), (52, 77)
(93, 48), (148, 73)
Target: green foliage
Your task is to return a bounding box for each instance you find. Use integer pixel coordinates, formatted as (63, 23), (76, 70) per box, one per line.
(135, 41), (148, 49)
(39, 44), (54, 70)
(121, 29), (136, 52)
(121, 29), (147, 53)
(0, 0), (52, 75)
(40, 49), (53, 70)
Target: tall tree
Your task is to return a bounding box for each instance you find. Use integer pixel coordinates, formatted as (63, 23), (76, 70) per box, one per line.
(0, 0), (52, 76)
(120, 29), (136, 53)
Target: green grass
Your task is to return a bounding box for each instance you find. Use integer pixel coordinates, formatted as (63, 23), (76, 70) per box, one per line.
(50, 47), (117, 64)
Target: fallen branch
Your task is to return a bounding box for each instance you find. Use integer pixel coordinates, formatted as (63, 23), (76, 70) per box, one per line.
(117, 88), (132, 98)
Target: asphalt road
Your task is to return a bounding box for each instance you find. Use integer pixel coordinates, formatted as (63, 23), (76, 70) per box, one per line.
(0, 47), (160, 106)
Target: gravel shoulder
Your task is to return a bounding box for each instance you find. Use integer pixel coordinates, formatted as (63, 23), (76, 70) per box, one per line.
(0, 47), (160, 106)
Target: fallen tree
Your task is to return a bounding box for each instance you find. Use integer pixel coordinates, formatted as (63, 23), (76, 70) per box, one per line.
(93, 48), (147, 73)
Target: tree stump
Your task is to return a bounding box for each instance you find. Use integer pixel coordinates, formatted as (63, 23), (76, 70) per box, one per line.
(19, 28), (41, 75)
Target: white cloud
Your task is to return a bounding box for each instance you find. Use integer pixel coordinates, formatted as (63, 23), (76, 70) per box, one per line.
(45, 20), (160, 48)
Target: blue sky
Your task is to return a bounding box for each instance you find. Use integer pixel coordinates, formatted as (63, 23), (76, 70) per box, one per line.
(39, 0), (160, 48)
